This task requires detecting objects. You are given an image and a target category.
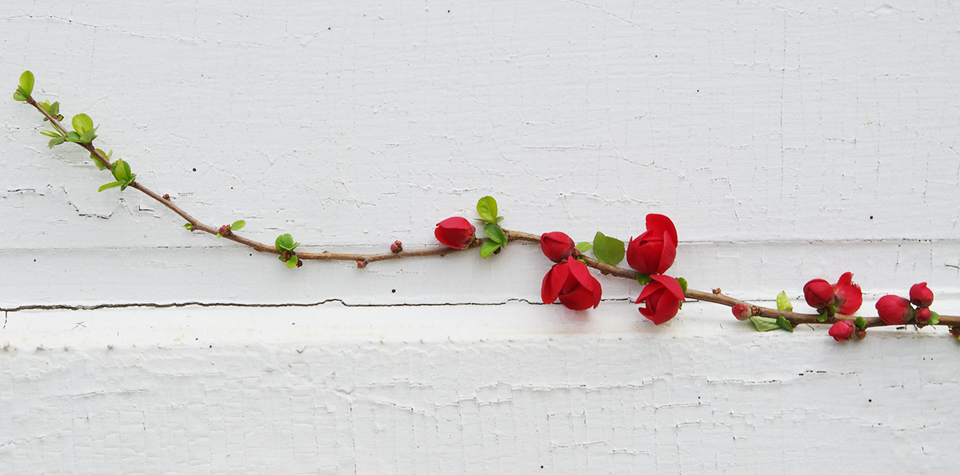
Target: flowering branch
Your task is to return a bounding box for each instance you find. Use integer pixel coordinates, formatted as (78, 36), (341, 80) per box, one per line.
(12, 71), (960, 341)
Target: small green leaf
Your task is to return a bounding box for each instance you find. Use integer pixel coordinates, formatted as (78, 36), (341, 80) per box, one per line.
(275, 233), (299, 252)
(111, 159), (132, 182)
(65, 131), (81, 142)
(495, 216), (505, 223)
(776, 316), (794, 332)
(231, 220), (246, 231)
(929, 311), (940, 326)
(40, 130), (61, 138)
(72, 113), (93, 135)
(49, 101), (60, 117)
(592, 232), (625, 266)
(749, 316), (781, 332)
(286, 254), (299, 268)
(184, 223), (194, 231)
(97, 181), (122, 192)
(19, 71), (34, 96)
(484, 223), (506, 245)
(855, 316), (867, 330)
(216, 233), (223, 238)
(119, 174), (135, 190)
(47, 137), (65, 148)
(776, 291), (794, 312)
(90, 150), (109, 170)
(79, 128), (97, 143)
(677, 277), (688, 295)
(575, 241), (593, 253)
(817, 311), (829, 323)
(479, 240), (501, 258)
(636, 273), (651, 286)
(13, 90), (27, 101)
(476, 196), (498, 224)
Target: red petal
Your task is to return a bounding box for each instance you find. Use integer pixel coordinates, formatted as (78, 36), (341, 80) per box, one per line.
(650, 274), (685, 301)
(657, 229), (677, 274)
(541, 264), (568, 304)
(646, 214), (678, 247)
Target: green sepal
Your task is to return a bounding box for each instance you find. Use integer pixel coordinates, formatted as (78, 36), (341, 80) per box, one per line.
(817, 311), (829, 323)
(97, 181), (122, 192)
(776, 291), (794, 312)
(231, 220), (246, 231)
(72, 113), (94, 135)
(592, 232), (625, 266)
(286, 254), (299, 269)
(275, 233), (299, 252)
(677, 277), (688, 295)
(484, 223), (506, 245)
(476, 196), (498, 224)
(19, 71), (34, 96)
(65, 131), (81, 142)
(184, 223), (194, 231)
(479, 240), (501, 258)
(575, 241), (593, 253)
(854, 316), (867, 330)
(40, 130), (61, 138)
(636, 273), (651, 285)
(776, 316), (794, 332)
(929, 311), (940, 326)
(749, 316), (781, 332)
(47, 137), (65, 148)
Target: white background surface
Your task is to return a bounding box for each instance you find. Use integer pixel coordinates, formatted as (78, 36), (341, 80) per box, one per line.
(2, 1), (960, 473)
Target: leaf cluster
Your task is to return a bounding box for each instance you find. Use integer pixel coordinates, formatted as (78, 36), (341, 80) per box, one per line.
(276, 233), (301, 268)
(477, 196), (507, 258)
(98, 158), (136, 192)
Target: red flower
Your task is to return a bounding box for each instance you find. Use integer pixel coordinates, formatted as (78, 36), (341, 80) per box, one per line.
(802, 273), (862, 315)
(916, 307), (932, 324)
(828, 320), (856, 341)
(540, 232), (576, 262)
(434, 217), (476, 249)
(626, 214), (678, 275)
(876, 295), (913, 325)
(636, 274), (686, 325)
(541, 257), (602, 310)
(732, 303), (751, 321)
(909, 282), (934, 308)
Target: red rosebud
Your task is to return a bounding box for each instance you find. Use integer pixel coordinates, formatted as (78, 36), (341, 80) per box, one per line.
(626, 214), (678, 275)
(828, 320), (856, 341)
(732, 303), (751, 321)
(876, 295), (913, 325)
(541, 257), (602, 310)
(916, 307), (932, 325)
(636, 274), (686, 325)
(434, 217), (476, 249)
(834, 272), (863, 315)
(909, 282), (934, 308)
(803, 278), (835, 310)
(540, 232), (576, 262)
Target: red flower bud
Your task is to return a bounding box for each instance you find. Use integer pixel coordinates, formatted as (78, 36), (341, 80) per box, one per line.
(626, 214), (678, 275)
(541, 257), (602, 310)
(916, 307), (932, 325)
(218, 224), (231, 235)
(909, 282), (934, 308)
(434, 217), (476, 249)
(540, 232), (576, 262)
(732, 303), (751, 321)
(828, 320), (856, 341)
(636, 274), (686, 325)
(803, 279), (835, 310)
(876, 295), (912, 325)
(390, 240), (403, 253)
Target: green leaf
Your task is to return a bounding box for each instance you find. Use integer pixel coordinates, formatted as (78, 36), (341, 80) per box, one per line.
(636, 273), (651, 286)
(677, 277), (688, 295)
(592, 232), (625, 266)
(484, 223), (506, 245)
(47, 137), (65, 148)
(19, 71), (34, 96)
(79, 128), (97, 143)
(855, 316), (867, 330)
(65, 131), (81, 142)
(72, 113), (93, 135)
(495, 216), (505, 223)
(286, 254), (299, 268)
(929, 311), (940, 326)
(90, 149), (109, 170)
(276, 233), (299, 252)
(231, 220), (246, 231)
(776, 316), (794, 332)
(97, 181), (122, 192)
(575, 241), (593, 253)
(476, 196), (498, 224)
(817, 311), (829, 323)
(49, 101), (60, 117)
(776, 291), (794, 312)
(184, 223), (194, 231)
(216, 233), (223, 238)
(119, 174), (135, 190)
(13, 90), (27, 101)
(112, 159), (132, 182)
(40, 130), (61, 138)
(479, 240), (501, 258)
(749, 316), (781, 332)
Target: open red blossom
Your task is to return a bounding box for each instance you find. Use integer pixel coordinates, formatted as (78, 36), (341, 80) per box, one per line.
(803, 272), (862, 316)
(876, 295), (913, 325)
(909, 282), (934, 308)
(834, 272), (863, 315)
(626, 214), (678, 275)
(434, 217), (476, 249)
(541, 257), (602, 311)
(540, 232), (576, 262)
(828, 320), (856, 341)
(636, 274), (685, 325)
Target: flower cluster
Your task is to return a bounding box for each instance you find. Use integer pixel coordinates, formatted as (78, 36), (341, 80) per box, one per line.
(626, 215), (685, 325)
(876, 282), (937, 326)
(803, 272), (863, 318)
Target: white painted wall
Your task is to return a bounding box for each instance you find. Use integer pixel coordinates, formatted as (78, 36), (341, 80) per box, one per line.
(2, 1), (959, 473)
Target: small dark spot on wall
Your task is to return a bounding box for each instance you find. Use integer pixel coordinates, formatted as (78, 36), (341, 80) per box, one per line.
(869, 216), (873, 219)
(392, 289), (396, 293)
(192, 168), (197, 172)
